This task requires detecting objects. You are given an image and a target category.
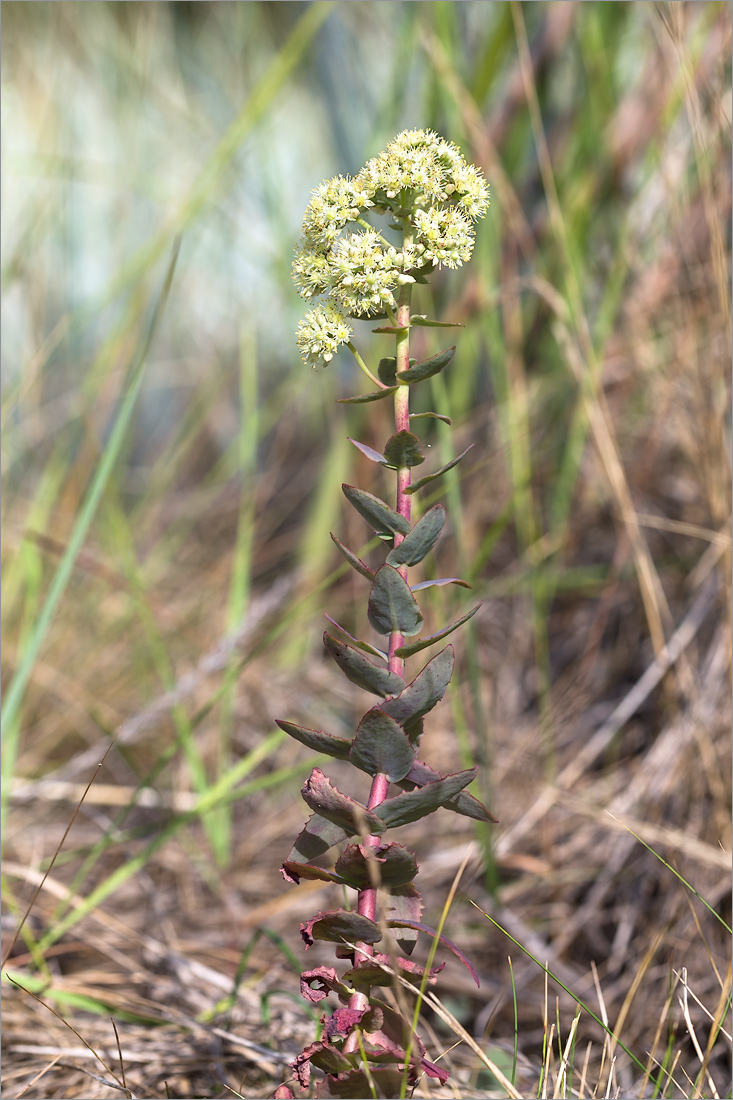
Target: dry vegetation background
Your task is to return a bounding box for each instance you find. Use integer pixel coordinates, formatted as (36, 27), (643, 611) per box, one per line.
(1, 3), (731, 1098)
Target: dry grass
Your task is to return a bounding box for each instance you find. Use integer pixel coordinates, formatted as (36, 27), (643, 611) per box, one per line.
(2, 3), (731, 1098)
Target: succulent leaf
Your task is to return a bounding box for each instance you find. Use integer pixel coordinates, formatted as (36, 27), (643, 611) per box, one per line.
(377, 357), (397, 385)
(287, 813), (352, 864)
(367, 564), (423, 636)
(409, 410), (452, 425)
(385, 919), (480, 986)
(342, 485), (411, 537)
(301, 909), (382, 948)
(379, 645), (454, 729)
(324, 614), (387, 660)
(373, 767), (477, 827)
(276, 719), (351, 759)
(386, 503), (445, 567)
(399, 758), (498, 823)
(410, 315), (464, 328)
(397, 345), (455, 383)
(334, 842), (418, 889)
(348, 709), (415, 782)
(348, 437), (390, 466)
(337, 386), (399, 404)
(382, 430), (425, 468)
(395, 602), (482, 657)
(410, 577), (471, 591)
(329, 533), (375, 580)
(323, 634), (404, 697)
(404, 443), (473, 494)
(301, 769), (386, 836)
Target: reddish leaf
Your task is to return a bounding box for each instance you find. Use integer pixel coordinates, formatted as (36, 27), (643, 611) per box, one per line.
(300, 967), (350, 1004)
(335, 841), (417, 889)
(399, 759), (498, 823)
(276, 719), (351, 760)
(324, 634), (404, 697)
(379, 645), (454, 731)
(287, 813), (351, 865)
(281, 861), (345, 887)
(301, 769), (385, 836)
(386, 919), (480, 986)
(300, 909), (382, 949)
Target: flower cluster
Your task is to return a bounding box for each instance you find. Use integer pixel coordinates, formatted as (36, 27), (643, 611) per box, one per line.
(293, 129), (489, 367)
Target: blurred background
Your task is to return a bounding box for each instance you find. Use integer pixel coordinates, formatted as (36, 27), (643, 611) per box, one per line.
(2, 3), (731, 1098)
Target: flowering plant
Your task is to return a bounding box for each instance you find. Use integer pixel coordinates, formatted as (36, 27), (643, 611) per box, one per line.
(276, 130), (493, 1100)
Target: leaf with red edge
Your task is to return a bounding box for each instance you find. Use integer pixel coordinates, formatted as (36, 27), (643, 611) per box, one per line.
(374, 767), (478, 828)
(316, 1068), (417, 1099)
(395, 602), (481, 657)
(349, 708), (415, 782)
(348, 437), (390, 466)
(382, 430), (425, 468)
(404, 444), (474, 494)
(300, 909), (382, 949)
(287, 813), (351, 866)
(368, 564), (423, 636)
(410, 577), (471, 591)
(397, 345), (455, 383)
(379, 645), (454, 732)
(386, 504), (445, 568)
(323, 634), (404, 697)
(324, 1007), (368, 1040)
(385, 919), (481, 986)
(421, 1058), (450, 1083)
(381, 882), (423, 954)
(335, 842), (418, 889)
(337, 386), (398, 404)
(342, 485), (411, 537)
(301, 768), (385, 836)
(300, 967), (351, 1004)
(330, 533), (374, 580)
(276, 720), (351, 760)
(399, 759), (499, 823)
(324, 614), (387, 661)
(341, 954), (444, 988)
(281, 861), (345, 887)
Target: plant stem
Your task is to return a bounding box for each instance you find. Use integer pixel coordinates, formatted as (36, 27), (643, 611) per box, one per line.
(344, 260), (414, 1037)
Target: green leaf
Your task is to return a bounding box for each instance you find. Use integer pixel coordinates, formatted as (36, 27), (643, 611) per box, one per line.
(323, 634), (404, 697)
(382, 430), (425, 468)
(348, 437), (390, 466)
(337, 386), (398, 404)
(329, 533), (374, 581)
(404, 444), (473, 494)
(410, 315), (464, 328)
(301, 909), (382, 948)
(410, 577), (472, 591)
(409, 411), (452, 425)
(349, 708), (415, 782)
(368, 565), (423, 636)
(287, 814), (351, 864)
(372, 324), (408, 335)
(395, 603), (482, 657)
(374, 767), (477, 828)
(399, 759), (498, 823)
(379, 645), (454, 731)
(342, 485), (411, 537)
(301, 768), (386, 836)
(386, 504), (445, 567)
(397, 345), (455, 384)
(377, 357), (397, 385)
(334, 842), (418, 889)
(276, 719), (351, 759)
(324, 614), (387, 661)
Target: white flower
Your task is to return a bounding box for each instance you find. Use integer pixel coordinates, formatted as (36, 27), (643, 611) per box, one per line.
(295, 305), (353, 369)
(413, 206), (475, 268)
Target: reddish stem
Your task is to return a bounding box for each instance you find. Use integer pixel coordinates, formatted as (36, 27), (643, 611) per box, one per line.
(344, 295), (412, 1033)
